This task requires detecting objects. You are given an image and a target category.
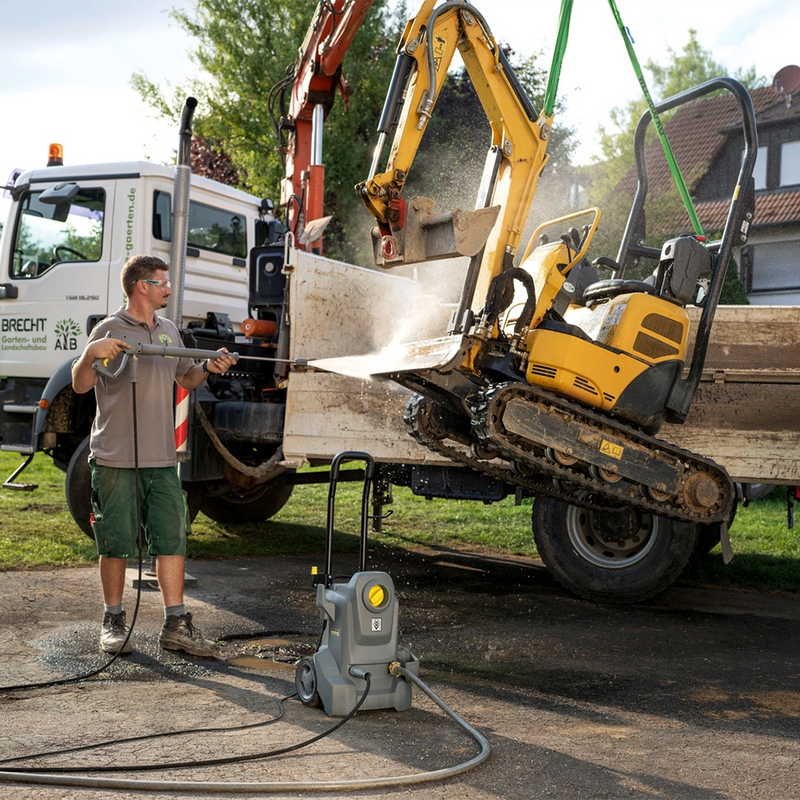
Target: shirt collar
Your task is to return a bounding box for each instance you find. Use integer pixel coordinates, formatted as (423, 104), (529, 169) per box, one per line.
(117, 306), (164, 329)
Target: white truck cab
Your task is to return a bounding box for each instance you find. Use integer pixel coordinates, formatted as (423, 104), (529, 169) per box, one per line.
(0, 159), (267, 462)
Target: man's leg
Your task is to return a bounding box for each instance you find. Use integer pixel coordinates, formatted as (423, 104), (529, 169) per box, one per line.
(155, 554), (185, 607)
(99, 556), (127, 607)
(148, 469), (220, 657)
(92, 463), (138, 655)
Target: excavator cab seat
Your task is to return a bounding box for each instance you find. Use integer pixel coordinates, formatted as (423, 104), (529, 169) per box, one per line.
(581, 235), (710, 309)
(582, 278), (655, 306)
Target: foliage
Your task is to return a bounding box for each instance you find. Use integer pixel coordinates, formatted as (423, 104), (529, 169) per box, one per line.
(132, 0), (402, 266)
(132, 2), (574, 266)
(64, 221), (103, 261)
(592, 30), (766, 176)
(190, 137), (241, 186)
(719, 257), (750, 305)
(587, 30), (766, 222)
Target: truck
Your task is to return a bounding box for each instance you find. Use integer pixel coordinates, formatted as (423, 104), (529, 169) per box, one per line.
(0, 0), (796, 604)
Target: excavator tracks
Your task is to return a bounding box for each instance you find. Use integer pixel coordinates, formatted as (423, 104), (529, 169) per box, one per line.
(404, 383), (734, 525)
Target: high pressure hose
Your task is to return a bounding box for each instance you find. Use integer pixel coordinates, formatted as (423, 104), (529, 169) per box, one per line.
(0, 666), (490, 793)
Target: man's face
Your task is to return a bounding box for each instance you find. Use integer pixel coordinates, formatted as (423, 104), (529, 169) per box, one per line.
(142, 270), (172, 310)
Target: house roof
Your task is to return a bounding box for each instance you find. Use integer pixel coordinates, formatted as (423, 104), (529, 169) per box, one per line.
(617, 83), (800, 229)
(697, 189), (800, 232)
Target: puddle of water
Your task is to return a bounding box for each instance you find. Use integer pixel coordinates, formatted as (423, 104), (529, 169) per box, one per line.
(227, 636), (316, 671)
(229, 655), (295, 671)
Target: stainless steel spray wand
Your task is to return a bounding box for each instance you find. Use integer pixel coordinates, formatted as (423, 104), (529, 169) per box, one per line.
(91, 331), (309, 378)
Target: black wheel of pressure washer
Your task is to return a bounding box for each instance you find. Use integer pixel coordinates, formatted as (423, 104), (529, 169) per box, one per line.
(295, 656), (322, 708)
(66, 435), (94, 539)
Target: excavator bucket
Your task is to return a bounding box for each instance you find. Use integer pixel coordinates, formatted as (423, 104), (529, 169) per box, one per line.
(371, 196), (500, 267)
(309, 334), (467, 380)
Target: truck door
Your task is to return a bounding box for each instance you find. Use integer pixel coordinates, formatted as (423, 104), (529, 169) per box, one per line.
(0, 180), (116, 379)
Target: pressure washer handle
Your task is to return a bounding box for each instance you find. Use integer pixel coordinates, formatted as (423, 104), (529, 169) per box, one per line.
(91, 331), (240, 378)
(324, 451), (375, 584)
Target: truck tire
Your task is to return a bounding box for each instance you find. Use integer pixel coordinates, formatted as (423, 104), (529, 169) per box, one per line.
(532, 495), (698, 603)
(200, 477), (295, 523)
(66, 436), (93, 539)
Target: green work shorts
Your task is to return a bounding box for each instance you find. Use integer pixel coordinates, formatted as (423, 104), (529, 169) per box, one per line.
(89, 462), (190, 558)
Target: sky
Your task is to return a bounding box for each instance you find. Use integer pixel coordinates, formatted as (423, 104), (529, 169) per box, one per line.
(1, 0), (798, 197)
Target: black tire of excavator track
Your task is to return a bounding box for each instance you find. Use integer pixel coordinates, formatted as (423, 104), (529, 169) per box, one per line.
(532, 495), (699, 603)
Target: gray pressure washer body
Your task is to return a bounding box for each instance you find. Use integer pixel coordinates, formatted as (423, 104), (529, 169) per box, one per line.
(295, 452), (419, 717)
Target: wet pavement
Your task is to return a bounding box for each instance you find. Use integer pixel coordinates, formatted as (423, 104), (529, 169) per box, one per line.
(0, 548), (798, 799)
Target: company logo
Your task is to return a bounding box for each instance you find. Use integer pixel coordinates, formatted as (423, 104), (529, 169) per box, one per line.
(54, 319), (81, 351)
(125, 187), (136, 257)
(158, 333), (174, 346)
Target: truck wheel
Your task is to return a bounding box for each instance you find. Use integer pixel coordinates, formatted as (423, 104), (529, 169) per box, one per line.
(199, 477), (295, 523)
(532, 495), (698, 603)
(66, 436), (93, 540)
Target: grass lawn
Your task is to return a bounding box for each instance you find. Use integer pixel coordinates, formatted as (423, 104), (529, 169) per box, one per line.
(0, 452), (797, 597)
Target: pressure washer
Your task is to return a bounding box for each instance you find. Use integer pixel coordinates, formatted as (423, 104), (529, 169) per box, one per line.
(295, 451), (420, 716)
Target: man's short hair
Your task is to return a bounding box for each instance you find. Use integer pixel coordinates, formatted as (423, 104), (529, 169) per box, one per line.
(121, 255), (169, 297)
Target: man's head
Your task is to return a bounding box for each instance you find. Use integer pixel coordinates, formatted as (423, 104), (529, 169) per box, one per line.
(121, 254), (170, 298)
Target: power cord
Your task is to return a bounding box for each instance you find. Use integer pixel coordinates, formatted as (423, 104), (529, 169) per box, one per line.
(0, 693), (291, 765)
(0, 680), (370, 774)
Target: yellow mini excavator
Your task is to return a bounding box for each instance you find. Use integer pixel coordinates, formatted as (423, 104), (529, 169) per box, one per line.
(342, 0), (756, 577)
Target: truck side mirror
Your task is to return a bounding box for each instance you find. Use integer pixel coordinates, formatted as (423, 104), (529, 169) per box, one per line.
(38, 182), (80, 205)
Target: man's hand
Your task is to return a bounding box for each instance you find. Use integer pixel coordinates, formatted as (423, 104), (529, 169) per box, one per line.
(205, 348), (236, 375)
(88, 337), (131, 364)
(72, 338), (130, 394)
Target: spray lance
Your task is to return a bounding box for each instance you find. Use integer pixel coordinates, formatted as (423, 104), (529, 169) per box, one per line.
(92, 331), (310, 379)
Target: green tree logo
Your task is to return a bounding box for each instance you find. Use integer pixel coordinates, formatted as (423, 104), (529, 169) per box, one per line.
(54, 319), (81, 351)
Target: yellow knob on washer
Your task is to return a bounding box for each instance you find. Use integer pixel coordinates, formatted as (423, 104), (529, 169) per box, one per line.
(368, 583), (387, 609)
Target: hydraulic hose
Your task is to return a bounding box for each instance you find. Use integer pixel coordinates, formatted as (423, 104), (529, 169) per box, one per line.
(0, 666), (490, 793)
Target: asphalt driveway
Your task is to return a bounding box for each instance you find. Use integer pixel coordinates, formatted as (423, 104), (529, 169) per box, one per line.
(0, 548), (798, 799)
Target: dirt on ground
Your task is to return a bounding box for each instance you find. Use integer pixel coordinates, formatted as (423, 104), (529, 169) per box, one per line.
(0, 548), (798, 800)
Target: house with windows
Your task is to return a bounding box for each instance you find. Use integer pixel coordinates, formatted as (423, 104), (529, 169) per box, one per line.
(605, 69), (800, 305)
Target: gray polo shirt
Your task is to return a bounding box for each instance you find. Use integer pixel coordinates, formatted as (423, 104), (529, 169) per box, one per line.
(88, 307), (195, 468)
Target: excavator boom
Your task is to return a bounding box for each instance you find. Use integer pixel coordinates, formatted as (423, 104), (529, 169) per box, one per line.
(356, 0), (552, 319)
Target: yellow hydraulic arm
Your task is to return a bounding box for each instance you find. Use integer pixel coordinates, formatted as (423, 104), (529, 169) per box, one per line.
(356, 0), (553, 313)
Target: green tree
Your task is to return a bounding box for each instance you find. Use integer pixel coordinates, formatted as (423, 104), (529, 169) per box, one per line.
(132, 0), (402, 264)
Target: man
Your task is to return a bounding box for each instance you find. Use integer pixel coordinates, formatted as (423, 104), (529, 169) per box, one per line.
(72, 254), (236, 657)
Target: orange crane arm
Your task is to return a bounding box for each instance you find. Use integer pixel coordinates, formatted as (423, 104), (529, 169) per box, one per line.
(273, 0), (375, 252)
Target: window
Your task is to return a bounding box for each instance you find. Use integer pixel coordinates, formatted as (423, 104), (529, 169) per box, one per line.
(748, 240), (800, 293)
(780, 140), (800, 186)
(11, 189), (105, 279)
(152, 191), (247, 258)
(753, 145), (768, 190)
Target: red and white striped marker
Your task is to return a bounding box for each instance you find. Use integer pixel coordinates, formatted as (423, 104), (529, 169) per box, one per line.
(175, 385), (189, 456)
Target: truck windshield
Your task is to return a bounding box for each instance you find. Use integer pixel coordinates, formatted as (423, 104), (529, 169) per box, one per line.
(11, 188), (105, 279)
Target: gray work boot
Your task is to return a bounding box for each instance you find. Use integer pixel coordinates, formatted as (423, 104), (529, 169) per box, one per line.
(100, 611), (132, 654)
(158, 612), (220, 657)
